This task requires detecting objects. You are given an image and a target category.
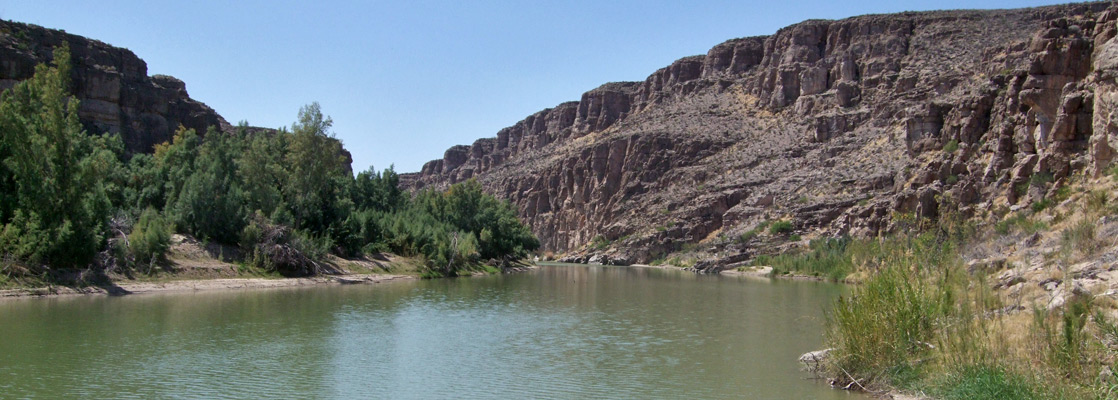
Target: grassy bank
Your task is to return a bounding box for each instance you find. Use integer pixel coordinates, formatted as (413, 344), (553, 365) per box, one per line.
(763, 177), (1118, 399)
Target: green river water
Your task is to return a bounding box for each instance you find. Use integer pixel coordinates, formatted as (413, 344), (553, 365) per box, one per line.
(0, 264), (865, 399)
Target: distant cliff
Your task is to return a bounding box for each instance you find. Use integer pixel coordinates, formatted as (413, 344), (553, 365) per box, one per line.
(402, 2), (1118, 264)
(0, 20), (229, 153)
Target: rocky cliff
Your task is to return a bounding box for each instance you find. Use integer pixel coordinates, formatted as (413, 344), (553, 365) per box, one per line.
(403, 2), (1118, 265)
(0, 20), (229, 153)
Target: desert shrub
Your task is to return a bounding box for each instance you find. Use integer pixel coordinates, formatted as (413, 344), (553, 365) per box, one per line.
(590, 235), (611, 250)
(128, 208), (172, 265)
(1059, 219), (1099, 262)
(241, 214), (324, 277)
(769, 220), (794, 235)
(943, 139), (959, 153)
(994, 214), (1047, 235)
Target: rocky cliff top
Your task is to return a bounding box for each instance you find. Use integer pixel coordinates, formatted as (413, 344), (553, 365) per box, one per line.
(403, 2), (1118, 265)
(0, 19), (231, 153)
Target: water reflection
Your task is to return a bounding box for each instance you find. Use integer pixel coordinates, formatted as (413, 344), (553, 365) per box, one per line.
(0, 265), (862, 399)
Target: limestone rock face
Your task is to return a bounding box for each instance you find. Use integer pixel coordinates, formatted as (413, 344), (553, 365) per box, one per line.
(0, 20), (229, 153)
(400, 3), (1118, 262)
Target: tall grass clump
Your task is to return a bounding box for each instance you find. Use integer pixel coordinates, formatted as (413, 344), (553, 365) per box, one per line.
(823, 212), (979, 389)
(826, 256), (957, 386)
(1059, 219), (1099, 263)
(754, 237), (854, 281)
(930, 364), (1042, 400)
(1032, 295), (1093, 380)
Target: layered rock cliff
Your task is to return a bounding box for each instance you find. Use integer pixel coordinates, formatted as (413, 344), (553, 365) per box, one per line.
(403, 2), (1118, 264)
(0, 20), (229, 153)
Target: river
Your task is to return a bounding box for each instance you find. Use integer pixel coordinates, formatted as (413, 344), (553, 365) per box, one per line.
(0, 264), (863, 399)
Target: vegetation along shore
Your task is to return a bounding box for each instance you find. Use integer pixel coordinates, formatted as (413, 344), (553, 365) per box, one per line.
(0, 44), (540, 299)
(7, 2), (1118, 399)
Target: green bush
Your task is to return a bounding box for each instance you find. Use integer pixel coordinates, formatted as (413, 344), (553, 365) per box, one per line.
(942, 139), (959, 153)
(994, 214), (1047, 236)
(769, 220), (794, 235)
(824, 230), (967, 386)
(1029, 172), (1053, 187)
(128, 208), (172, 265)
(0, 53), (541, 278)
(590, 235), (611, 250)
(1030, 199), (1051, 213)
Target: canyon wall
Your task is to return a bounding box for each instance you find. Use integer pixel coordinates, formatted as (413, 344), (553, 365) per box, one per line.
(0, 20), (229, 153)
(403, 3), (1118, 263)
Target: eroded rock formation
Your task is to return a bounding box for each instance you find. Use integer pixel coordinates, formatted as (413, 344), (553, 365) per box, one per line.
(404, 2), (1118, 264)
(0, 20), (229, 153)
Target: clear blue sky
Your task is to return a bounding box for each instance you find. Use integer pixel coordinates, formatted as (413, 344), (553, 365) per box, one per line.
(3, 0), (1064, 173)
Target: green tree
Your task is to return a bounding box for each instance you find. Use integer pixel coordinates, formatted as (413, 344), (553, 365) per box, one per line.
(237, 130), (287, 218)
(154, 126), (201, 211)
(169, 127), (245, 243)
(283, 102), (352, 237)
(0, 43), (115, 266)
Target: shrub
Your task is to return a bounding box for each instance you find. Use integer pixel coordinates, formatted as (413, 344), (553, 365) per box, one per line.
(1030, 199), (1051, 213)
(128, 208), (172, 265)
(590, 234), (611, 250)
(1029, 172), (1053, 187)
(1085, 190), (1109, 214)
(240, 214), (325, 277)
(769, 220), (794, 235)
(1059, 219), (1098, 262)
(994, 214), (1047, 236)
(943, 139), (959, 153)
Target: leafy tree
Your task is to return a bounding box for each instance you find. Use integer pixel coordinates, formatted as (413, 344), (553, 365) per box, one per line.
(168, 127), (245, 243)
(283, 102), (352, 237)
(153, 126), (201, 211)
(352, 165), (405, 212)
(237, 130), (286, 218)
(0, 43), (115, 266)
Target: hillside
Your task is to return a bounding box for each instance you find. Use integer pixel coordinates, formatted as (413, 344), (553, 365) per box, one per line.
(402, 2), (1118, 267)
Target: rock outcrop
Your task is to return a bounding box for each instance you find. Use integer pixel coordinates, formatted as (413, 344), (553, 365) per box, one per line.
(403, 2), (1118, 264)
(0, 20), (229, 153)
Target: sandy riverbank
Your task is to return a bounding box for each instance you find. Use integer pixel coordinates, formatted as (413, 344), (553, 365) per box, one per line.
(0, 273), (418, 300)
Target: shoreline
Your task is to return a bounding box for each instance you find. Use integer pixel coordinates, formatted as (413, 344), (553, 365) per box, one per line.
(0, 273), (418, 300)
(0, 261), (830, 301)
(626, 263), (837, 283)
(0, 263), (541, 301)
